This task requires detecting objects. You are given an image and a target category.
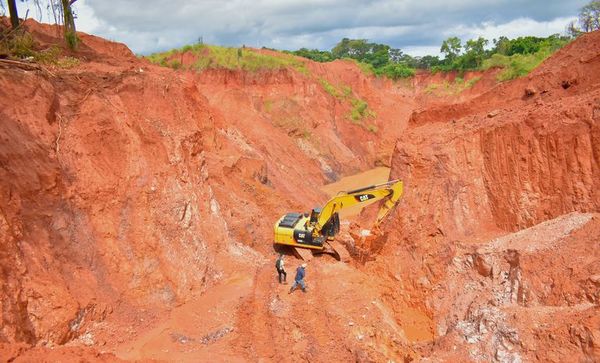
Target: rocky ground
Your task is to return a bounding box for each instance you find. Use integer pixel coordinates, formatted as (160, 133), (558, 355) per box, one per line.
(0, 19), (599, 362)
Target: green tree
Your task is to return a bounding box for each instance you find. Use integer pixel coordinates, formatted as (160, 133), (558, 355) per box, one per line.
(331, 38), (393, 68)
(332, 38), (370, 59)
(440, 36), (462, 61)
(580, 0), (600, 31)
(388, 48), (404, 63)
(375, 63), (415, 79)
(493, 36), (510, 55)
(568, 0), (600, 36)
(462, 37), (489, 68)
(416, 55), (441, 69)
(290, 48), (334, 62)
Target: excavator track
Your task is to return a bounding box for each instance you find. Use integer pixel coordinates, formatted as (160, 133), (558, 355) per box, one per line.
(294, 241), (350, 262)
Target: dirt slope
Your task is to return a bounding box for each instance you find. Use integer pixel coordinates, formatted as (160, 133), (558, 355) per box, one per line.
(1, 18), (599, 362)
(373, 30), (600, 362)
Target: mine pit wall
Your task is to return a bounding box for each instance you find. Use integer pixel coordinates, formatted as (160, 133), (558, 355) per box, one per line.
(481, 106), (600, 231)
(0, 69), (224, 345)
(379, 45), (600, 359)
(389, 95), (600, 247)
(194, 61), (413, 174)
(379, 92), (600, 361)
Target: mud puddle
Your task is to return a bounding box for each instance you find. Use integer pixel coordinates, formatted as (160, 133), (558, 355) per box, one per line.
(320, 167), (390, 218)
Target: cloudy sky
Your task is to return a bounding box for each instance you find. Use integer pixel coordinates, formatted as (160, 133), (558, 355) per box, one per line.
(5, 0), (588, 56)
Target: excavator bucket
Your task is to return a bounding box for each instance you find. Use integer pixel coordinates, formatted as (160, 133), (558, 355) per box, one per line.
(375, 180), (403, 225)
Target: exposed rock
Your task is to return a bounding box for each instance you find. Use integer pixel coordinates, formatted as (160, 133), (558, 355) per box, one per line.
(473, 253), (493, 277)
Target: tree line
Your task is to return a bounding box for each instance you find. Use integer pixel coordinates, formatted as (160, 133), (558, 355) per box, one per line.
(289, 0), (599, 79)
(288, 34), (570, 77)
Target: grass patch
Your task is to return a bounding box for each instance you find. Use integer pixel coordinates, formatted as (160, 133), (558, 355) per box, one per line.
(423, 76), (480, 96)
(313, 77), (377, 127)
(319, 78), (341, 98)
(169, 59), (182, 69)
(349, 98), (376, 123)
(0, 31), (80, 68)
(482, 49), (554, 81)
(318, 79), (355, 100)
(55, 55), (80, 68)
(465, 76), (480, 88)
(424, 83), (440, 94)
(342, 85), (352, 98)
(343, 58), (376, 77)
(146, 44), (309, 74)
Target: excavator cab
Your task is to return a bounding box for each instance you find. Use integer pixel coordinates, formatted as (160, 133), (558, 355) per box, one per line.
(309, 207), (321, 224)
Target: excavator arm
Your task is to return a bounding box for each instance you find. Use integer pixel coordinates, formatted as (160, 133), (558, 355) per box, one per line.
(315, 179), (403, 233)
(273, 179), (403, 255)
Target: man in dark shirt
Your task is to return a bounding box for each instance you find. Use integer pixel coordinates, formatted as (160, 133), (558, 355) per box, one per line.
(275, 254), (287, 284)
(289, 263), (307, 293)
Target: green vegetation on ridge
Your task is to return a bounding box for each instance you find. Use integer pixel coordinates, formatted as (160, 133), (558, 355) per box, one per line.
(315, 78), (378, 132)
(284, 0), (600, 82)
(146, 44), (308, 74)
(0, 30), (79, 68)
(289, 33), (570, 82)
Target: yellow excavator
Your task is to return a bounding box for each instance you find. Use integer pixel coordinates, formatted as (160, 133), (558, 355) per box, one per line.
(273, 179), (403, 258)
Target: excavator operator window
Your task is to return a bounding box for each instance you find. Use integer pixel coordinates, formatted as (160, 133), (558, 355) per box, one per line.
(310, 208), (321, 224)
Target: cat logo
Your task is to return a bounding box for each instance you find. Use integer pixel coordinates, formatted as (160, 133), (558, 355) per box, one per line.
(354, 193), (375, 203)
(298, 233), (305, 239)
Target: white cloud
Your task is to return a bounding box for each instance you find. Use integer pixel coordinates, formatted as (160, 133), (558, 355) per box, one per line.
(4, 0), (587, 56)
(446, 16), (577, 42)
(403, 46), (443, 57)
(72, 0), (101, 34)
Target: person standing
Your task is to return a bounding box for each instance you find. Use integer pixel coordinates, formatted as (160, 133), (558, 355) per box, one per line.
(289, 263), (307, 293)
(275, 254), (287, 284)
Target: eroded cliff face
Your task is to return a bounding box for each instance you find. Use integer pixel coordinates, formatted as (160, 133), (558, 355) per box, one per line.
(375, 30), (600, 362)
(0, 64), (232, 345)
(390, 91), (600, 243)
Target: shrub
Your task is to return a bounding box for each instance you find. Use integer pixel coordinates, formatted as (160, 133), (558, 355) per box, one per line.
(349, 98), (375, 122)
(263, 99), (273, 112)
(342, 86), (352, 98)
(319, 78), (340, 98)
(1, 32), (36, 58)
(169, 60), (182, 69)
(482, 49), (553, 81)
(0, 32), (80, 68)
(375, 63), (416, 79)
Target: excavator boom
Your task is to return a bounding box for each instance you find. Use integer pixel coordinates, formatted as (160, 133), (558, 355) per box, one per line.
(315, 179), (403, 232)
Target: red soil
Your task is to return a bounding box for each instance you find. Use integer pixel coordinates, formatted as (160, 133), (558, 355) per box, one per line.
(0, 18), (599, 362)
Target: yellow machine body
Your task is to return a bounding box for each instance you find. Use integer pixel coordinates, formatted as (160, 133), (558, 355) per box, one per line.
(273, 179), (403, 251)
